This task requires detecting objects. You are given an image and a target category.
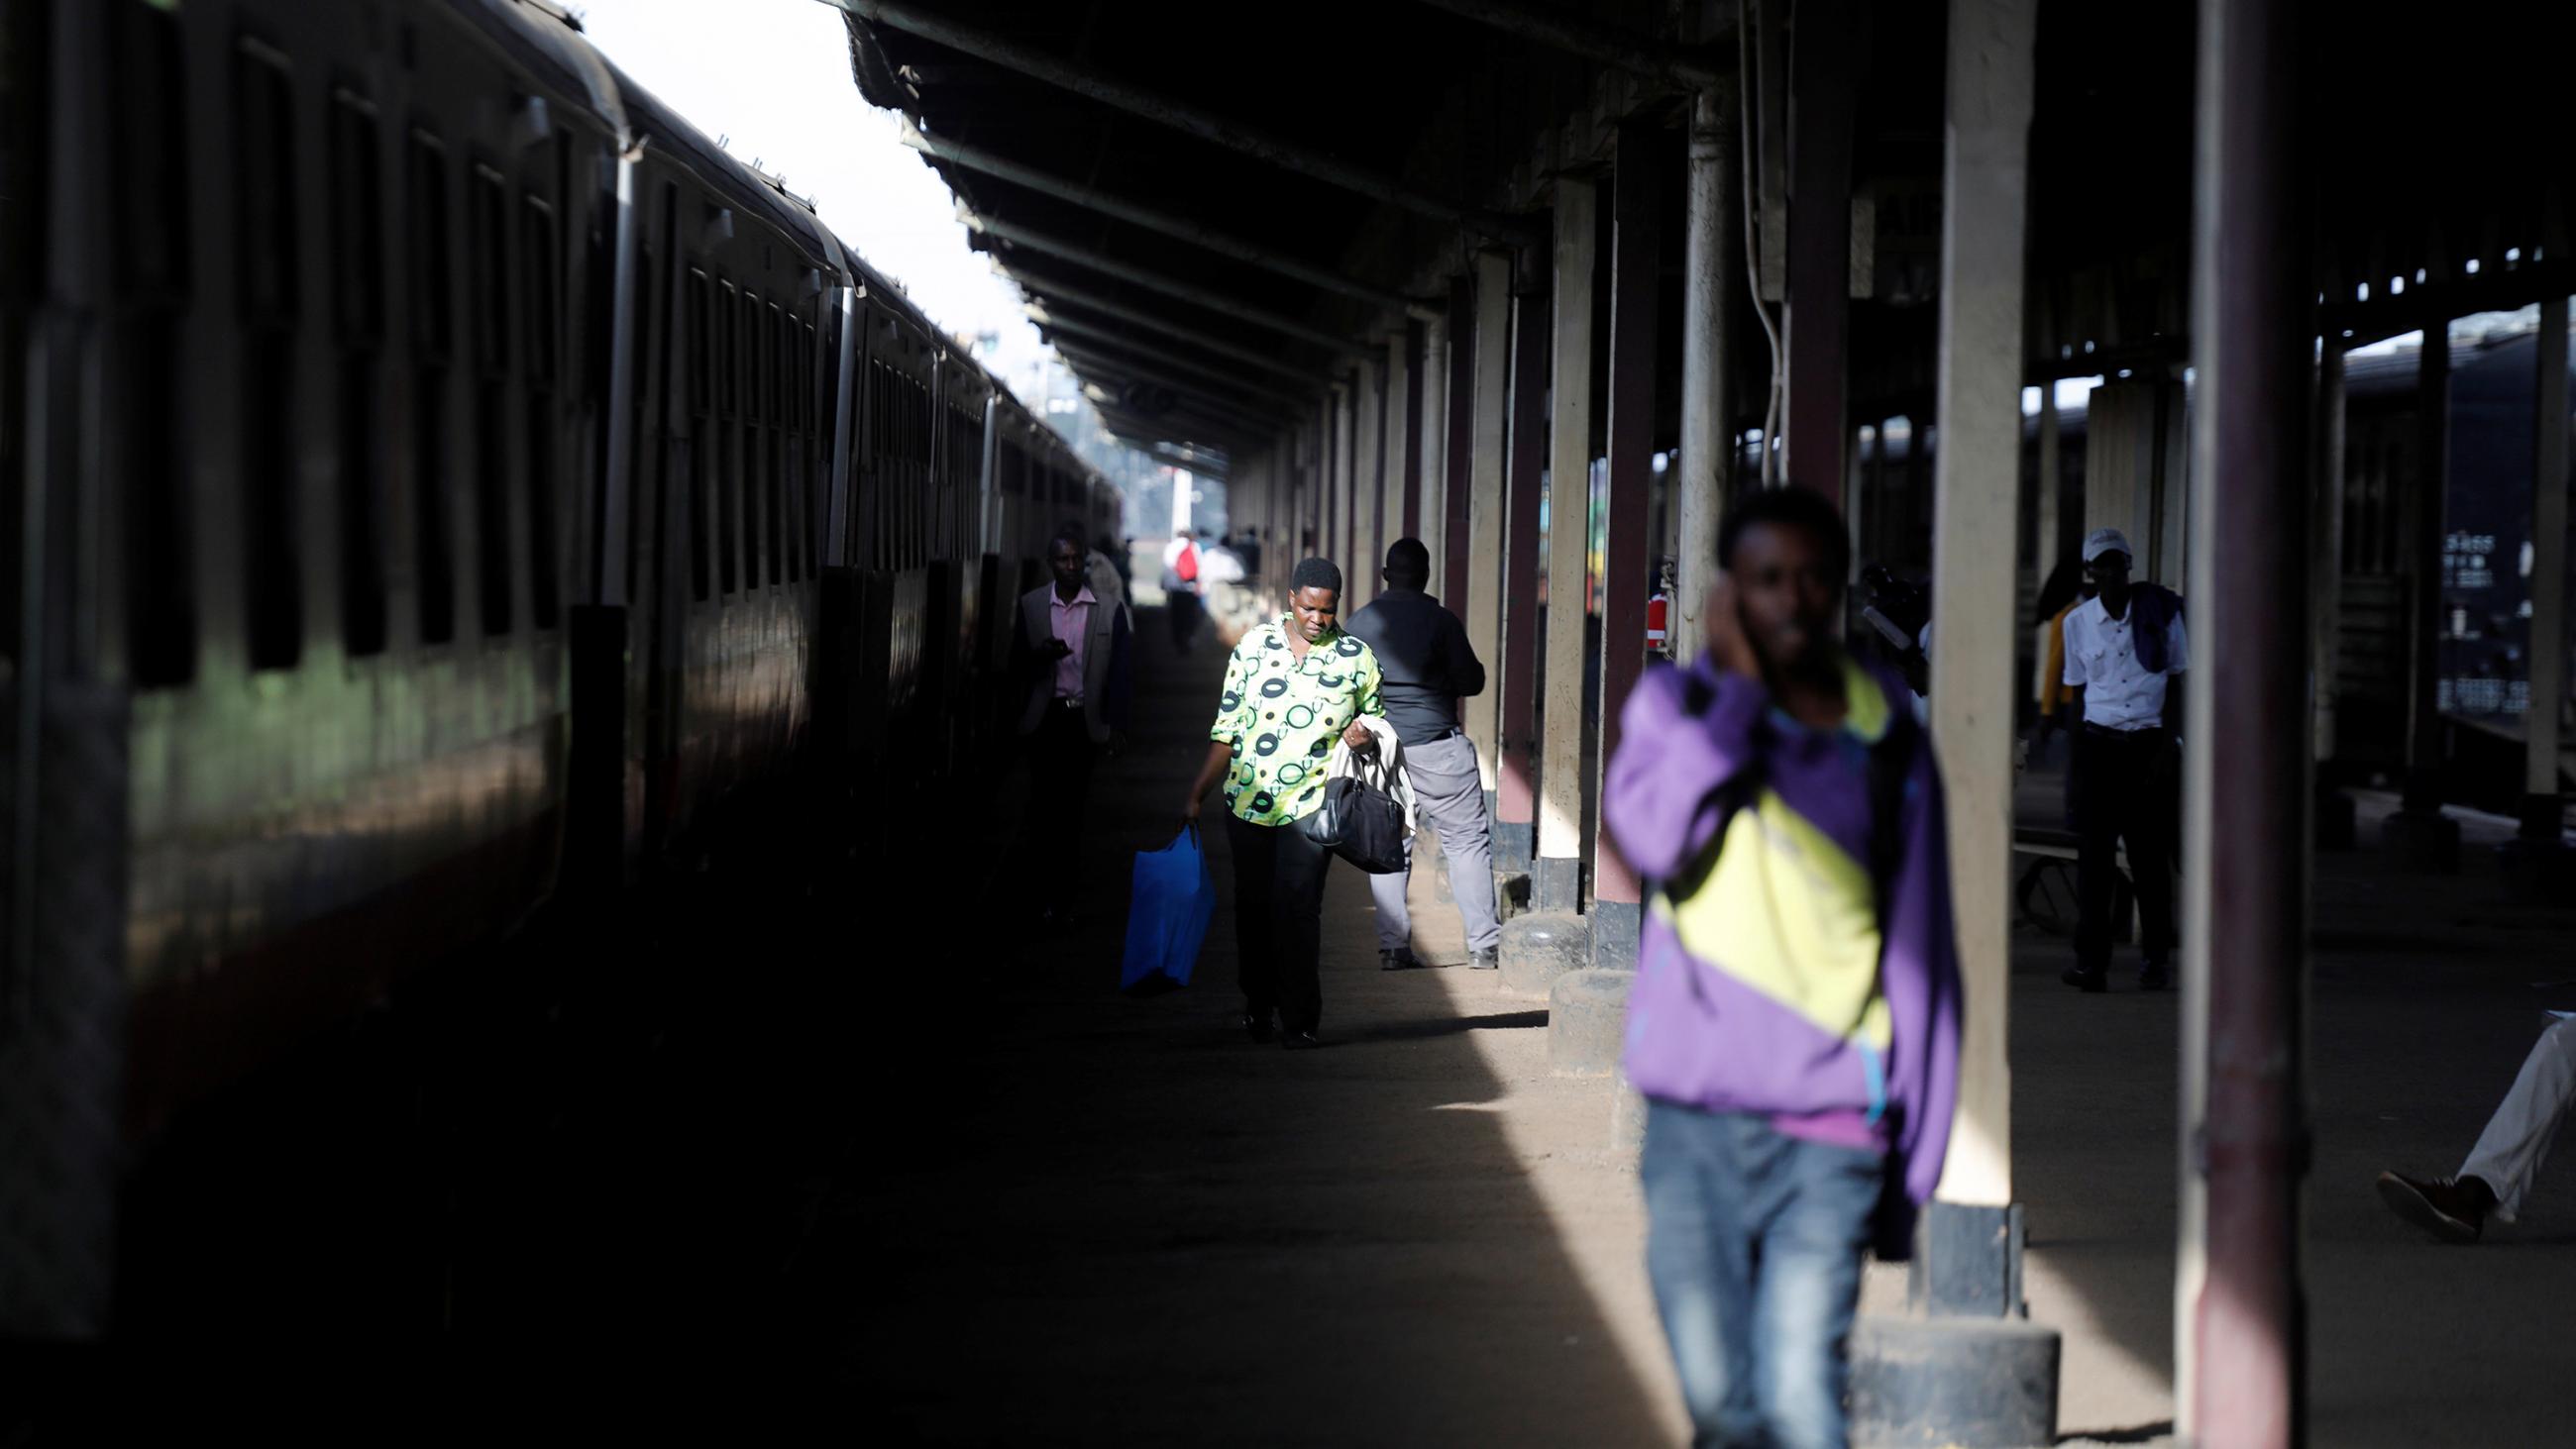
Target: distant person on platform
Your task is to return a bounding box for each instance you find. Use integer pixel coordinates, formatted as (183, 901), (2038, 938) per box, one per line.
(1181, 557), (1384, 1050)
(1161, 531), (1204, 653)
(1342, 539), (1501, 972)
(2379, 1014), (2576, 1243)
(2059, 527), (2186, 993)
(1015, 529), (1132, 925)
(1606, 485), (1962, 1449)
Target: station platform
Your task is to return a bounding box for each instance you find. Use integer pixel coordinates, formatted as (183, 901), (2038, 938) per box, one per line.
(55, 609), (2576, 1446)
(844, 611), (2576, 1447)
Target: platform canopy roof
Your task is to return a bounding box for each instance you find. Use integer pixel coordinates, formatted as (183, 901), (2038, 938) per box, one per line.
(830, 0), (2569, 458)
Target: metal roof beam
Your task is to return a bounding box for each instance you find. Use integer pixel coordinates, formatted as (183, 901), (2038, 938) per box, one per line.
(965, 208), (1372, 359)
(1022, 297), (1333, 387)
(1095, 405), (1257, 453)
(1409, 0), (1724, 90)
(899, 119), (1439, 321)
(1072, 365), (1293, 432)
(835, 0), (1543, 248)
(1049, 334), (1315, 414)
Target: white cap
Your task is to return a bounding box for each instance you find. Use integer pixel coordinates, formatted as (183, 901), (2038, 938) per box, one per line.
(2082, 527), (2133, 564)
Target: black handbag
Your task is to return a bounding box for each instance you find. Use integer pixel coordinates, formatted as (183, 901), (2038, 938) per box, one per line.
(1296, 747), (1409, 875)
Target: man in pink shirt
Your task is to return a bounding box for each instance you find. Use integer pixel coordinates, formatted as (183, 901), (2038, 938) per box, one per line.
(1016, 530), (1133, 924)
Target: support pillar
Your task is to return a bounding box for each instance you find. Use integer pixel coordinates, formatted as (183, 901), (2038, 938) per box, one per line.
(2385, 322), (2461, 870)
(1495, 260), (1550, 877)
(1379, 333), (1409, 593)
(1855, 5), (2061, 1446)
(1419, 314), (1449, 597)
(1784, 0), (1855, 505)
(2506, 296), (2572, 893)
(1502, 183), (1596, 995)
(1588, 122), (1662, 976)
(1445, 277), (1478, 623)
(1674, 88), (1737, 666)
(2178, 0), (2311, 1438)
(1466, 254), (1513, 813)
(2312, 341), (2357, 848)
(1354, 358), (1382, 604)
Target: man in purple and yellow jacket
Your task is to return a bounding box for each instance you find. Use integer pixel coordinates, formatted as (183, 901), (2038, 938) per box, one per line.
(1607, 485), (1963, 1449)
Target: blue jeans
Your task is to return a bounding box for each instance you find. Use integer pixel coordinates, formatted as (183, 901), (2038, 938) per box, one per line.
(1640, 1102), (1883, 1449)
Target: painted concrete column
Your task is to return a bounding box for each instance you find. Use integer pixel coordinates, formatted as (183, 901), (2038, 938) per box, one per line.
(1466, 252), (1515, 801)
(1354, 359), (1381, 598)
(2522, 297), (2569, 840)
(2386, 322), (2460, 868)
(1928, 0), (2032, 1220)
(1675, 87), (1737, 666)
(1378, 334), (1409, 593)
(2310, 342), (2356, 845)
(1443, 275), (1476, 628)
(1537, 176), (1598, 916)
(1500, 175), (1598, 998)
(1591, 122), (1663, 973)
(1495, 265), (1553, 876)
(2034, 386), (2063, 699)
(2179, 0), (2313, 1434)
(1419, 315), (1449, 597)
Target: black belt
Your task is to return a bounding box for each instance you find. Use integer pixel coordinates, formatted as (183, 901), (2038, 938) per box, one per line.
(1410, 728), (1459, 745)
(2083, 723), (2164, 740)
(1053, 695), (1086, 710)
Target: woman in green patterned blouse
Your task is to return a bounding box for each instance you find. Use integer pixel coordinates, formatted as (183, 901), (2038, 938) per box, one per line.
(1181, 558), (1385, 1050)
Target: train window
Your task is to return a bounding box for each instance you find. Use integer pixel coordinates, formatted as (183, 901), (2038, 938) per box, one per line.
(409, 130), (457, 644)
(327, 91), (386, 345)
(686, 267), (712, 602)
(717, 277), (738, 593)
(521, 197), (559, 387)
(106, 2), (197, 684)
(523, 196), (561, 628)
(329, 89), (388, 658)
(469, 164), (512, 635)
(742, 290), (764, 586)
(234, 39), (301, 671)
(768, 302), (786, 583)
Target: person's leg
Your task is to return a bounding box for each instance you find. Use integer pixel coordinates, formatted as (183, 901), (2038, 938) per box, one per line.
(1640, 1102), (1762, 1447)
(2124, 733), (2179, 976)
(1273, 823), (1334, 1034)
(1415, 737), (1502, 957)
(1037, 711), (1098, 913)
(1367, 828), (1415, 953)
(1747, 1125), (1882, 1449)
(1226, 812), (1280, 1026)
(2460, 1018), (2576, 1222)
(2071, 730), (2117, 983)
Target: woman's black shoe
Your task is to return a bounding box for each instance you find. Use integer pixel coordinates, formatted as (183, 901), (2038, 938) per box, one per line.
(1242, 1010), (1276, 1043)
(1282, 1030), (1322, 1050)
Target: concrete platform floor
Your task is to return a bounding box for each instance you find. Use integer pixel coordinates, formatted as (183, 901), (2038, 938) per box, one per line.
(844, 619), (2576, 1446)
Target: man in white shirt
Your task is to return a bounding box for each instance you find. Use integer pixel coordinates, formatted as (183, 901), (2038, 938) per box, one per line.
(2059, 527), (2187, 992)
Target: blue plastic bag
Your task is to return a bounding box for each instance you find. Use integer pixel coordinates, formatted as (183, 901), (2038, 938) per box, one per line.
(1121, 826), (1216, 991)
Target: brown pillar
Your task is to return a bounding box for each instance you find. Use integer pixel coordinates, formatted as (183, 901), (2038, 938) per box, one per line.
(2180, 0), (2312, 1436)
(1591, 121), (1663, 971)
(1445, 273), (1477, 623)
(1495, 263), (1551, 873)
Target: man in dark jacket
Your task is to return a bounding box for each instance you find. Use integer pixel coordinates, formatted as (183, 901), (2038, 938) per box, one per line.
(1015, 529), (1134, 924)
(1342, 539), (1500, 971)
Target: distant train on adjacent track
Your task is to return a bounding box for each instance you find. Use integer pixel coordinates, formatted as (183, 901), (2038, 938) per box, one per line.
(1, 0), (1117, 1337)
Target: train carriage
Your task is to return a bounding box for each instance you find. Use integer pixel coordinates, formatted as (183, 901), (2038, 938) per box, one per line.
(1, 0), (1117, 1340)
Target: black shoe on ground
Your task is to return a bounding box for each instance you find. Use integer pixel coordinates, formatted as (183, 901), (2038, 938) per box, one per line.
(2137, 960), (2172, 991)
(2377, 1171), (2495, 1243)
(1281, 1030), (1323, 1050)
(1379, 948), (1423, 972)
(2061, 965), (2107, 993)
(1242, 1010), (1276, 1044)
(1469, 948), (1500, 971)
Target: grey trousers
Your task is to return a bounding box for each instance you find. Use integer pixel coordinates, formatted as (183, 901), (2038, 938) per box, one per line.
(1368, 734), (1502, 955)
